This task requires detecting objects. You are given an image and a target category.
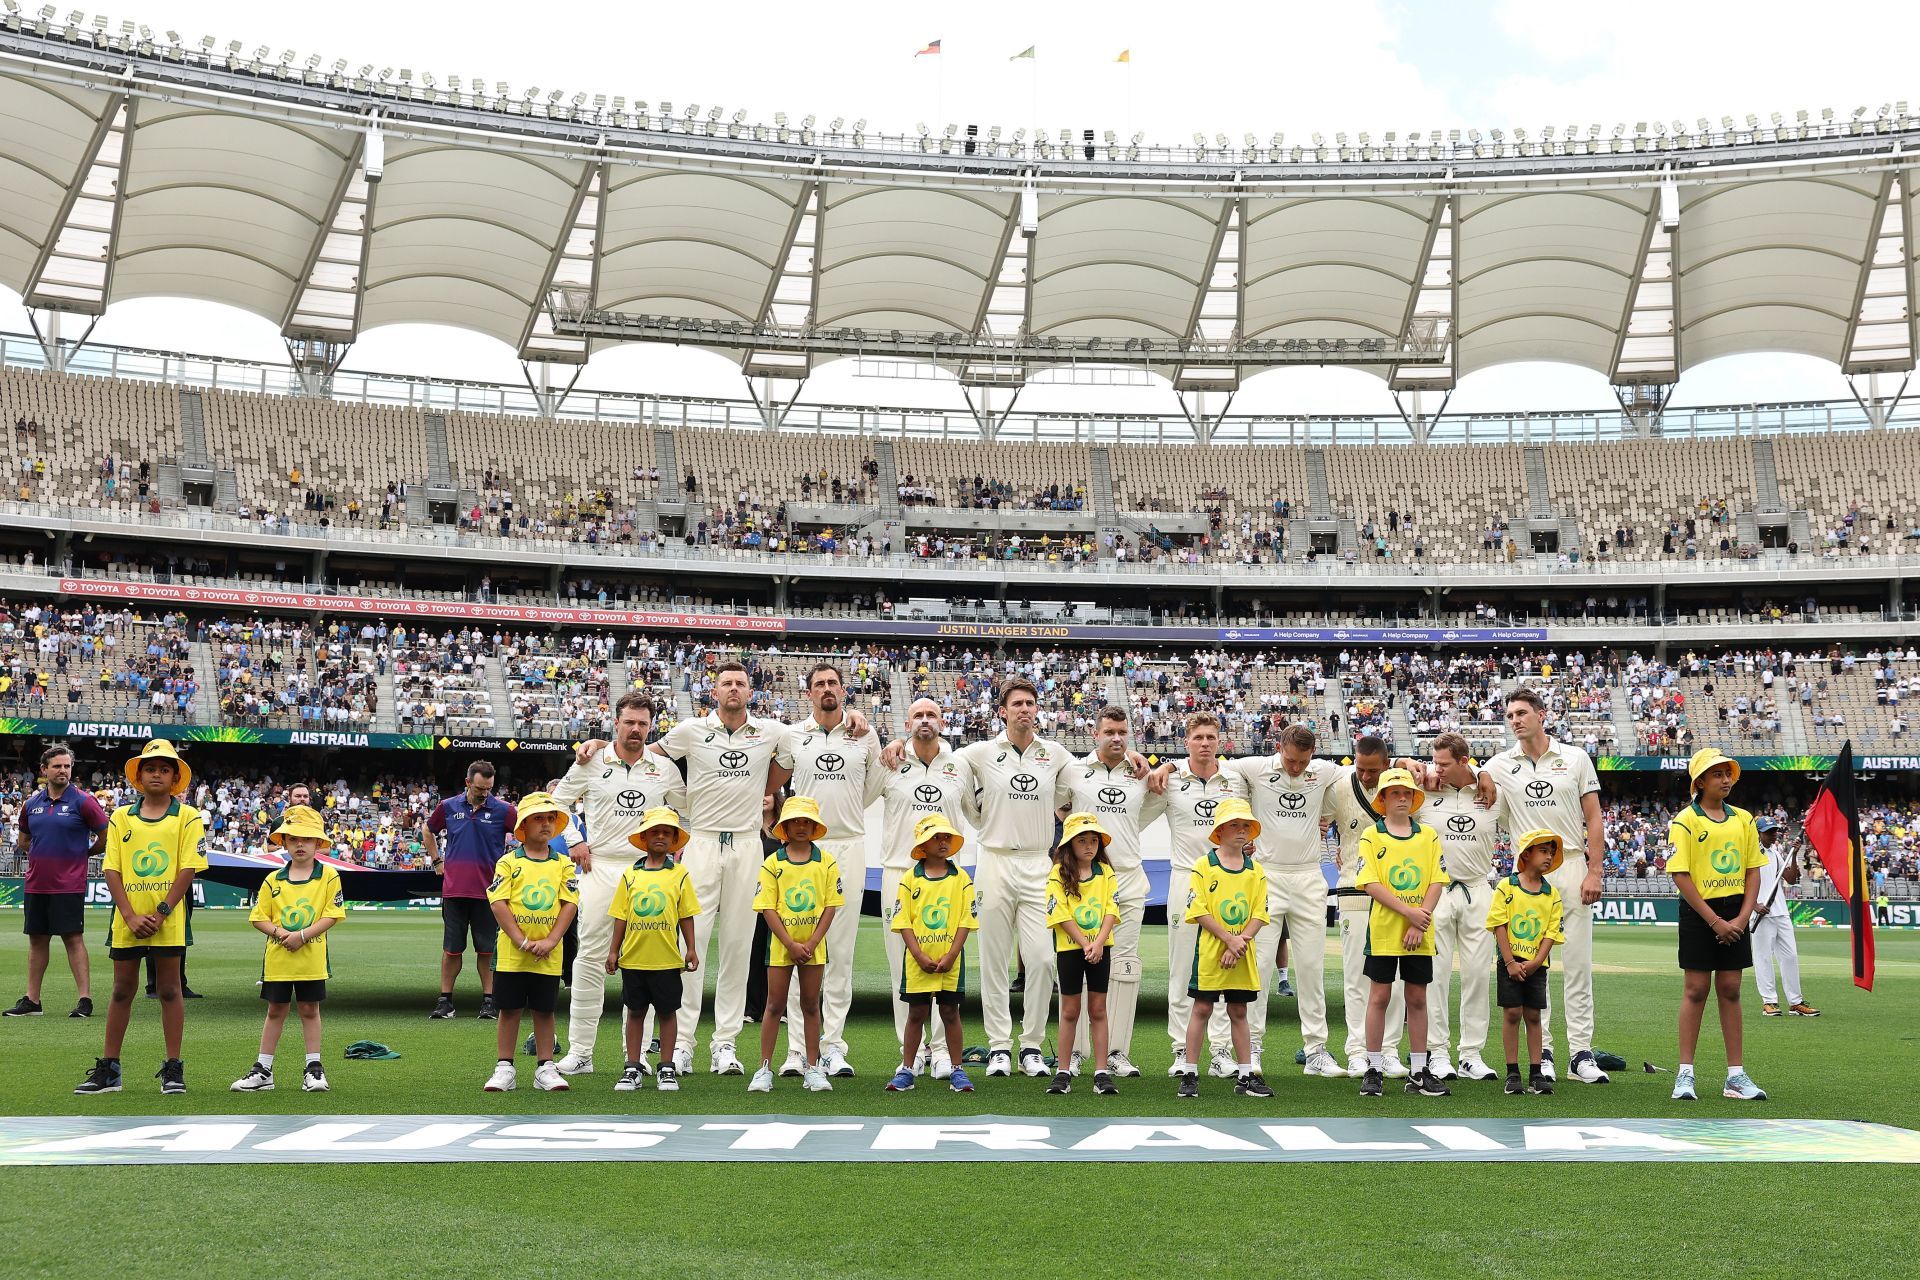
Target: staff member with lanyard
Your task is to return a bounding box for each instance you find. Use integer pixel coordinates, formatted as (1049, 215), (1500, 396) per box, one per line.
(424, 761), (518, 1021)
(5, 743), (108, 1019)
(1421, 732), (1509, 1082)
(553, 692), (686, 1077)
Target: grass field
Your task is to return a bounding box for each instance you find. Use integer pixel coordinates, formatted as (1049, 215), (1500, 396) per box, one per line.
(0, 911), (1914, 1279)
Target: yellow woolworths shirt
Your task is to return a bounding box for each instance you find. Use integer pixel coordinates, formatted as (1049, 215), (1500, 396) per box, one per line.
(103, 801), (208, 949)
(891, 863), (978, 994)
(1484, 875), (1566, 966)
(486, 850), (580, 976)
(1354, 820), (1444, 957)
(1184, 852), (1269, 991)
(249, 864), (347, 981)
(1045, 860), (1120, 951)
(753, 846), (845, 967)
(1667, 803), (1765, 900)
(610, 859), (699, 970)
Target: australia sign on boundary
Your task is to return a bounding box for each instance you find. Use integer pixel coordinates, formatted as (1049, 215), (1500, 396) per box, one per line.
(2, 1114), (1915, 1166)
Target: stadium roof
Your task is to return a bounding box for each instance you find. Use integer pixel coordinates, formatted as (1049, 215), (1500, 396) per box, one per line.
(1, 20), (1917, 392)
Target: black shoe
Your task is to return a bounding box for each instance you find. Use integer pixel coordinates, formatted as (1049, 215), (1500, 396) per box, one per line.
(1010, 971), (1026, 995)
(181, 988), (203, 1000)
(1405, 1068), (1451, 1098)
(74, 1057), (122, 1095)
(522, 1032), (538, 1057)
(157, 1058), (186, 1095)
(143, 988), (158, 999)
(1176, 1072), (1199, 1099)
(1359, 1068), (1384, 1097)
(428, 996), (456, 1020)
(1092, 1071), (1119, 1096)
(69, 997), (93, 1018)
(1045, 1070), (1072, 1095)
(2, 996), (41, 1017)
(1235, 1072), (1274, 1099)
(1504, 1071), (1524, 1096)
(477, 995), (498, 1021)
(1528, 1071), (1553, 1096)
(648, 1037), (661, 1056)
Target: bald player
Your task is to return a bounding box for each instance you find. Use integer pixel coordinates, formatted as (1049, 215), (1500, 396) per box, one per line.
(1321, 736), (1405, 1078)
(1421, 731), (1507, 1082)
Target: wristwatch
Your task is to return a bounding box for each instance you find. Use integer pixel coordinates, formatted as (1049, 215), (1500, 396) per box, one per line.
(157, 901), (174, 919)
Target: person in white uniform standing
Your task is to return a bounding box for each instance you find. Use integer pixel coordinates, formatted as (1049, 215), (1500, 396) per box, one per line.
(1053, 704), (1164, 1078)
(878, 698), (978, 1080)
(1319, 736), (1404, 1078)
(551, 692), (686, 1078)
(771, 663), (887, 1078)
(1420, 731), (1507, 1082)
(1751, 816), (1821, 1018)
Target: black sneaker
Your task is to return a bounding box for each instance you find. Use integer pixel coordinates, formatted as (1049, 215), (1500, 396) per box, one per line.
(2, 996), (42, 1017)
(1045, 1069), (1072, 1095)
(181, 988), (203, 1000)
(1528, 1070), (1553, 1096)
(1406, 1068), (1450, 1098)
(647, 1036), (661, 1056)
(1359, 1068), (1384, 1097)
(1176, 1072), (1199, 1099)
(1092, 1071), (1119, 1096)
(1504, 1071), (1524, 1096)
(429, 996), (456, 1020)
(69, 997), (93, 1018)
(157, 1058), (186, 1095)
(522, 1032), (538, 1057)
(74, 1057), (122, 1094)
(477, 995), (498, 1021)
(1235, 1072), (1275, 1099)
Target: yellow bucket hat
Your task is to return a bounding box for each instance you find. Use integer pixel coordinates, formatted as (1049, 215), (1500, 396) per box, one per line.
(1374, 767), (1425, 813)
(512, 790), (570, 841)
(911, 812), (964, 860)
(1514, 827), (1565, 876)
(1208, 796), (1261, 844)
(1057, 811), (1112, 853)
(628, 806), (689, 853)
(1687, 747), (1740, 788)
(773, 795), (829, 841)
(124, 739), (190, 796)
(269, 804), (328, 847)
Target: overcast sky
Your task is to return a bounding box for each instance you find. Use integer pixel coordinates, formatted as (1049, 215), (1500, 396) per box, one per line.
(5, 0), (1918, 419)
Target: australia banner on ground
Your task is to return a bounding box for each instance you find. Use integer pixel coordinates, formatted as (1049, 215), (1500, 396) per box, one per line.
(0, 1114), (1913, 1166)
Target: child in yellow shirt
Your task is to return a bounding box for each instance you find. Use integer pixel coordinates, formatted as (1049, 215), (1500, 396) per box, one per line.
(749, 797), (844, 1094)
(1177, 797), (1270, 1099)
(1354, 768), (1447, 1099)
(1485, 829), (1567, 1097)
(231, 806), (345, 1094)
(483, 793), (579, 1094)
(1045, 813), (1120, 1097)
(887, 815), (978, 1094)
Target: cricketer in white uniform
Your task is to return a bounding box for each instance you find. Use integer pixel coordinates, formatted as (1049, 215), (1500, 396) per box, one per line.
(552, 692), (686, 1076)
(1751, 817), (1819, 1017)
(1421, 731), (1506, 1082)
(1478, 689), (1611, 1085)
(1224, 724), (1347, 1079)
(880, 698), (978, 1076)
(1054, 705), (1164, 1078)
(772, 662), (887, 1077)
(1321, 738), (1405, 1076)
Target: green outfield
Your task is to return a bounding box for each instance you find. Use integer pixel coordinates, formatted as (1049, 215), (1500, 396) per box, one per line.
(0, 912), (1914, 1278)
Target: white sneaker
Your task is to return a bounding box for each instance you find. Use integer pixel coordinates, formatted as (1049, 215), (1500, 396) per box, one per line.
(779, 1049), (805, 1078)
(913, 1044), (932, 1075)
(1019, 1048), (1048, 1078)
(533, 1061), (569, 1092)
(985, 1050), (1013, 1077)
(1346, 1053), (1369, 1078)
(930, 1052), (954, 1081)
(1106, 1052), (1141, 1079)
(801, 1064), (832, 1092)
(1303, 1049), (1345, 1078)
(822, 1049), (855, 1078)
(1429, 1051), (1457, 1081)
(711, 1045), (744, 1076)
(1207, 1049), (1236, 1078)
(747, 1063), (774, 1093)
(1381, 1055), (1409, 1079)
(1167, 1051), (1193, 1078)
(1723, 1069), (1767, 1101)
(301, 1064), (329, 1093)
(1539, 1048), (1557, 1082)
(614, 1064), (645, 1092)
(1570, 1051), (1611, 1085)
(1457, 1054), (1499, 1082)
(1671, 1066), (1697, 1101)
(672, 1046), (693, 1075)
(1068, 1050), (1085, 1077)
(555, 1051), (594, 1077)
(229, 1063), (274, 1092)
(483, 1062), (517, 1092)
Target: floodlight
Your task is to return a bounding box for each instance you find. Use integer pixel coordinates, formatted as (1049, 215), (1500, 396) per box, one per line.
(854, 119), (866, 130)
(1359, 131), (1371, 144)
(116, 17), (129, 33)
(774, 112), (787, 126)
(1193, 132), (1206, 147)
(577, 94), (591, 107)
(1106, 130), (1117, 143)
(253, 45), (269, 59)
(1134, 131), (1145, 144)
(1243, 132), (1255, 146)
(3, 2), (18, 14)
(1650, 122), (1663, 136)
(830, 117), (843, 130)
(1489, 128), (1502, 141)
(707, 105), (721, 121)
(685, 104), (699, 118)
(331, 59), (345, 74)
(1746, 114), (1758, 128)
(227, 40), (240, 54)
(1719, 116), (1732, 130)
(63, 9), (76, 23)
(1821, 107), (1834, 121)
(732, 109), (745, 123)
(1633, 121), (1645, 134)
(359, 65), (373, 78)
(918, 122), (930, 136)
(1770, 112), (1782, 127)
(989, 125), (1000, 140)
(548, 90), (563, 103)
(1212, 133), (1226, 147)
(379, 67), (393, 81)
(1311, 131), (1323, 145)
(36, 5), (52, 18)
(944, 123), (956, 137)
(279, 49), (294, 65)
(802, 114), (814, 128)
(1335, 131), (1347, 145)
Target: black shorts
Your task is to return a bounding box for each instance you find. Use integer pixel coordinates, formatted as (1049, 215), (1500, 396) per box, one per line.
(1189, 988), (1256, 1004)
(620, 968), (683, 1018)
(1056, 948), (1111, 997)
(903, 990), (962, 1009)
(1496, 964), (1549, 1009)
(1363, 954), (1434, 985)
(1679, 895), (1754, 972)
(108, 945), (185, 961)
(260, 979), (327, 1004)
(441, 896), (497, 955)
(492, 969), (561, 1013)
(23, 892), (83, 937)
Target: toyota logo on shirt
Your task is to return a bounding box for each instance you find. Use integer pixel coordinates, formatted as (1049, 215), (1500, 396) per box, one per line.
(913, 784), (944, 805)
(617, 789), (647, 811)
(1277, 791), (1306, 811)
(1194, 798), (1218, 820)
(814, 753), (846, 775)
(718, 749), (750, 771)
(1525, 780), (1554, 801)
(1010, 774), (1039, 793)
(1098, 786), (1129, 807)
(1447, 813), (1475, 834)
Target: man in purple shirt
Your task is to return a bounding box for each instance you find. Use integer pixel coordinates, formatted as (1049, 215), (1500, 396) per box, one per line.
(6, 743), (108, 1018)
(423, 760), (519, 1021)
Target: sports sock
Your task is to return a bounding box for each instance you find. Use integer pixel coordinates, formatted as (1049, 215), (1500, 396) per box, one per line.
(1411, 1052), (1428, 1072)
(1506, 1061), (1520, 1075)
(1727, 1063), (1742, 1077)
(1680, 1062), (1694, 1073)
(1236, 1062), (1254, 1076)
(305, 1052), (321, 1066)
(441, 991), (453, 1000)
(256, 1053), (273, 1070)
(1277, 968), (1290, 983)
(497, 1058), (512, 1067)
(1367, 1051), (1385, 1071)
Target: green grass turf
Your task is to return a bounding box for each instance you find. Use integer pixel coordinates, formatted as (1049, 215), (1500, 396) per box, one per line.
(0, 911), (1914, 1278)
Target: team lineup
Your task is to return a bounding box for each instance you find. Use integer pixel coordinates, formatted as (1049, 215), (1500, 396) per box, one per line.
(31, 663), (1781, 1104)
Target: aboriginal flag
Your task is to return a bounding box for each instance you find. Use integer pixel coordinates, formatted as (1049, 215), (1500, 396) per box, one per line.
(1804, 743), (1873, 990)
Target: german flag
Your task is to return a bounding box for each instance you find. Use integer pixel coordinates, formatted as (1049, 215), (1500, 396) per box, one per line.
(1804, 743), (1874, 990)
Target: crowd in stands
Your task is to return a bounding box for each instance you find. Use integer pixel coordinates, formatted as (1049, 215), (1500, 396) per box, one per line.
(210, 616), (377, 729)
(0, 598), (198, 719)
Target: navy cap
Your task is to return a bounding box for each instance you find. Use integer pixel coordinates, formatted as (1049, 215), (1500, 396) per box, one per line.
(1756, 816), (1780, 834)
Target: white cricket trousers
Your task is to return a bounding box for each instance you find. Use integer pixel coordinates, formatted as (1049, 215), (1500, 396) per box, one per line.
(1542, 857), (1596, 1056)
(1751, 911), (1803, 1004)
(1073, 863), (1146, 1060)
(563, 854), (631, 1060)
(1339, 896), (1402, 1058)
(1247, 864), (1334, 1059)
(974, 847), (1055, 1054)
(785, 838), (863, 1057)
(676, 829), (760, 1058)
(1428, 881), (1495, 1061)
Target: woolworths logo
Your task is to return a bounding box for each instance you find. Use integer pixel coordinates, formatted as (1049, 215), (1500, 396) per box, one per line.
(1219, 891), (1251, 927)
(281, 901), (317, 930)
(922, 900), (950, 929)
(1709, 843), (1741, 875)
(131, 844), (168, 877)
(632, 887), (668, 918)
(521, 882), (557, 911)
(1073, 900), (1102, 929)
(1511, 914), (1542, 942)
(784, 883), (818, 913)
(1387, 859), (1420, 891)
